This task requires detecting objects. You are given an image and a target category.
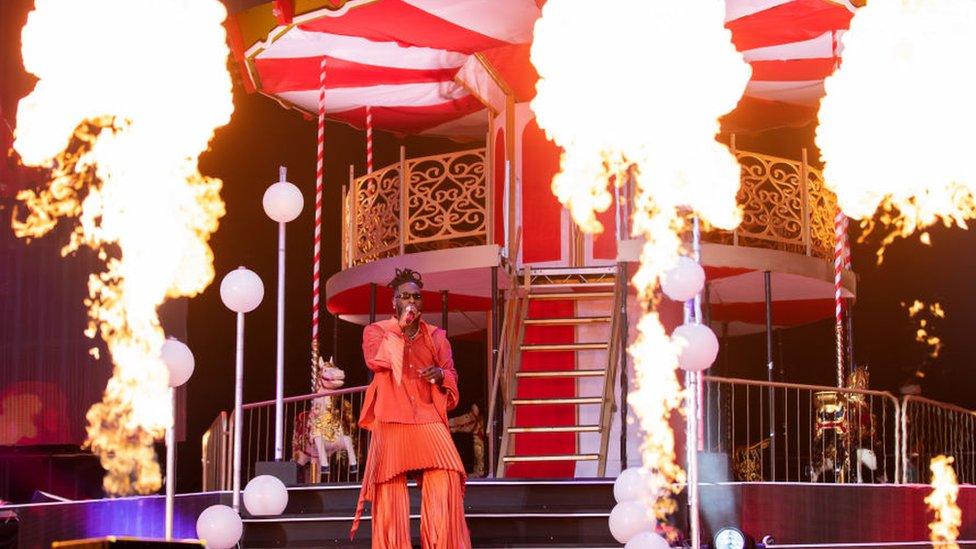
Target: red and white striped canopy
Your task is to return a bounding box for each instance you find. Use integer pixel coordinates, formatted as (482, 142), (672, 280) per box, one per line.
(229, 0), (854, 136)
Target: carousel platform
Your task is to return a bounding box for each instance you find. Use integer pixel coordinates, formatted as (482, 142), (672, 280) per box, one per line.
(6, 478), (976, 547)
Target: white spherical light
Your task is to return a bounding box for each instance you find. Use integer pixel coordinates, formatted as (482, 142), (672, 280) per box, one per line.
(262, 181), (304, 223)
(672, 323), (720, 372)
(195, 504), (243, 549)
(609, 500), (652, 544)
(626, 531), (671, 549)
(614, 466), (652, 503)
(660, 256), (705, 302)
(243, 474), (289, 516)
(160, 337), (194, 388)
(220, 267), (264, 313)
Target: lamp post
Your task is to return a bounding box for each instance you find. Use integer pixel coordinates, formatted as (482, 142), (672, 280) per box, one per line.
(220, 267), (265, 511)
(662, 217), (717, 549)
(160, 337), (195, 540)
(262, 166), (304, 461)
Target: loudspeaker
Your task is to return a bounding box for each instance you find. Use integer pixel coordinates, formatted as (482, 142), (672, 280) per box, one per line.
(255, 460), (298, 486)
(52, 538), (204, 548)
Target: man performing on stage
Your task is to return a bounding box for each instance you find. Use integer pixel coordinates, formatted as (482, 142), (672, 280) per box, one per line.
(350, 268), (471, 548)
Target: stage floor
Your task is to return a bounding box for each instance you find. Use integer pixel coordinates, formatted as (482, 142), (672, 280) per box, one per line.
(3, 479), (975, 547)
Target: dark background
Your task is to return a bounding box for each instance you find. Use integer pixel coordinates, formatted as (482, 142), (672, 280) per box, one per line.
(2, 0), (975, 500)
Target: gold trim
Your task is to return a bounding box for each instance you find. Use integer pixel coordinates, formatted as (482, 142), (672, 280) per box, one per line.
(474, 52), (515, 96)
(453, 74), (499, 116)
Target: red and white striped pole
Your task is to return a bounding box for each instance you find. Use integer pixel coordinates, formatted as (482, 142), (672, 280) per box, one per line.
(365, 106), (373, 174)
(834, 207), (848, 387)
(312, 57), (326, 364)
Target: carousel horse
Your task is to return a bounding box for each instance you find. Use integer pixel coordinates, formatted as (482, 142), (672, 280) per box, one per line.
(292, 355), (359, 481)
(808, 365), (882, 483)
(448, 403), (487, 477)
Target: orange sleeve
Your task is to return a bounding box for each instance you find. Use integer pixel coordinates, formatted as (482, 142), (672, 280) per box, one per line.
(362, 323), (392, 372)
(433, 329), (459, 411)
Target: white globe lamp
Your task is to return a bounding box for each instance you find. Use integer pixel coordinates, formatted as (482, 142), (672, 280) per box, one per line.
(614, 467), (652, 503)
(262, 179), (304, 223)
(609, 499), (652, 544)
(672, 322), (720, 372)
(626, 531), (671, 549)
(195, 504), (243, 549)
(160, 337), (194, 388)
(243, 474), (289, 516)
(220, 267), (264, 313)
(661, 256), (705, 302)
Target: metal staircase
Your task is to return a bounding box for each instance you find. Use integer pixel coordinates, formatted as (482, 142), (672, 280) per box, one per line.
(491, 266), (625, 477)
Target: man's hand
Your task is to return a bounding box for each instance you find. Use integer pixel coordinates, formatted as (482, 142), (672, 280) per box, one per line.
(419, 365), (444, 385)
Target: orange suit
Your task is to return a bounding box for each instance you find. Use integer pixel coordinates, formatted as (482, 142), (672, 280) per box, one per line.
(351, 318), (471, 548)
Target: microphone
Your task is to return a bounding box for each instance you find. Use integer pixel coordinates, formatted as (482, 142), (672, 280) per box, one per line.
(401, 304), (418, 325)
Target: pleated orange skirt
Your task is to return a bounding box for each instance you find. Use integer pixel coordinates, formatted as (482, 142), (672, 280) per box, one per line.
(351, 421), (467, 538)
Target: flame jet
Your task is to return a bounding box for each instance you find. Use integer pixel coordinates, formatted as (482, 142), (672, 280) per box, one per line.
(530, 0), (749, 523)
(13, 0), (233, 495)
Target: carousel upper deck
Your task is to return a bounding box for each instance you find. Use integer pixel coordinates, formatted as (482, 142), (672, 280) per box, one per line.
(326, 145), (854, 336)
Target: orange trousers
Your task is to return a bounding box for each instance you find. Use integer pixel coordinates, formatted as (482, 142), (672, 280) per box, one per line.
(371, 468), (471, 549)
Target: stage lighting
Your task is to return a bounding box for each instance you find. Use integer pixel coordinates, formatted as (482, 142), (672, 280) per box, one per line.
(713, 526), (749, 549)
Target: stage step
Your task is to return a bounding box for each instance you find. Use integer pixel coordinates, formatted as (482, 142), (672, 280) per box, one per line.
(502, 454), (600, 463)
(508, 425), (602, 433)
(515, 368), (605, 378)
(499, 265), (621, 478)
(528, 281), (616, 290)
(527, 291), (613, 300)
(523, 315), (612, 326)
(520, 342), (608, 351)
(239, 479), (619, 548)
(513, 397), (602, 406)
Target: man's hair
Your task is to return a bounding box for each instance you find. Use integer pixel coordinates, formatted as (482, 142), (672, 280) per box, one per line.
(387, 267), (423, 289)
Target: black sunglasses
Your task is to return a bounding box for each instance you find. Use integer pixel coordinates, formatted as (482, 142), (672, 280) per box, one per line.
(396, 292), (423, 301)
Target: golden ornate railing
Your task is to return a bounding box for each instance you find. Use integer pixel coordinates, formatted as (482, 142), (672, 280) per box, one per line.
(706, 150), (837, 260)
(340, 147), (839, 268)
(342, 148), (488, 268)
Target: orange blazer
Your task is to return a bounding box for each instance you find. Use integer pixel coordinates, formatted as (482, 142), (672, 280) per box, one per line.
(359, 318), (460, 430)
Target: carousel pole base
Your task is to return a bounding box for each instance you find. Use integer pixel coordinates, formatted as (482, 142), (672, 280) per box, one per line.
(52, 537), (204, 548)
(255, 460), (298, 486)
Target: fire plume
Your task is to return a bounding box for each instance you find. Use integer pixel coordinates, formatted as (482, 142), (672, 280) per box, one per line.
(816, 0), (976, 263)
(12, 0), (233, 494)
(926, 455), (962, 549)
(531, 0), (749, 523)
(902, 300), (945, 359)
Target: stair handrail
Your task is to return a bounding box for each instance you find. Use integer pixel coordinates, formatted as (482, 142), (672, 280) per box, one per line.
(596, 265), (625, 476)
(487, 227), (523, 438)
(495, 267), (532, 477)
(487, 290), (517, 437)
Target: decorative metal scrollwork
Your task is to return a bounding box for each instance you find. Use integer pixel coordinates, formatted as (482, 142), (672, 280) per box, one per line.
(353, 164), (400, 265)
(806, 168), (838, 260)
(405, 149), (487, 247)
(703, 150), (837, 260)
(341, 146), (838, 268)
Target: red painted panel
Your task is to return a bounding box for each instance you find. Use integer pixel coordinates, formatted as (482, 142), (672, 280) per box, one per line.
(592, 186), (617, 261)
(520, 118), (563, 263)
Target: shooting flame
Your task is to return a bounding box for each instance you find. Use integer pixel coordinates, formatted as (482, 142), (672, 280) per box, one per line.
(531, 0), (748, 522)
(902, 300), (945, 359)
(926, 455), (961, 549)
(13, 0), (233, 494)
(816, 0), (976, 263)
